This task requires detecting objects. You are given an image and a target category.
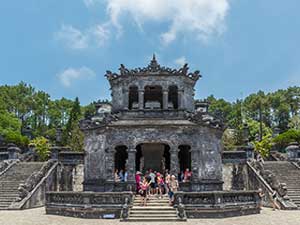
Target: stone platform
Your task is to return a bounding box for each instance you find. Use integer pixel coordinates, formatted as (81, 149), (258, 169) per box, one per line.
(46, 190), (260, 220)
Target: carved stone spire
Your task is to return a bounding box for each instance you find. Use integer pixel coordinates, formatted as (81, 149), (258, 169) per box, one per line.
(148, 54), (160, 72)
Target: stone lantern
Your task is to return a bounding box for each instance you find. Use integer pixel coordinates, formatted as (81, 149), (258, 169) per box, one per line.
(7, 143), (21, 160)
(286, 142), (300, 161)
(56, 127), (63, 146)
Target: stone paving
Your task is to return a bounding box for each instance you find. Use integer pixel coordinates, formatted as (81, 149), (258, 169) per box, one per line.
(0, 207), (299, 225)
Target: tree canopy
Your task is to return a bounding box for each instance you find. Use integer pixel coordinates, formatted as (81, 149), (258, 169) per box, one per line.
(0, 82), (299, 155)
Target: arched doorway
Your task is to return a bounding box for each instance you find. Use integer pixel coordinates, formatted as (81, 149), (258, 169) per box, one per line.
(114, 145), (128, 172)
(135, 143), (170, 173)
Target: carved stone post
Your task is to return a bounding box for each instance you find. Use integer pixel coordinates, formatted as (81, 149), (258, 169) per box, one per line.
(170, 147), (179, 177)
(163, 89), (169, 110)
(138, 89), (144, 110)
(178, 89), (184, 110)
(127, 148), (136, 182)
(123, 88), (129, 110)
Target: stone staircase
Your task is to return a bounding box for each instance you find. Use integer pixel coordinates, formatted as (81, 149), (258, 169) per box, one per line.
(264, 161), (300, 207)
(0, 162), (44, 209)
(127, 195), (182, 222)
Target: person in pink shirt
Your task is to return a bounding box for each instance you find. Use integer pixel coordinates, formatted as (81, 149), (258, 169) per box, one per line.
(135, 171), (142, 195)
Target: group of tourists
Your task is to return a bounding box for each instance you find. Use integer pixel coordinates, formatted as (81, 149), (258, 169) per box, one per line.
(135, 169), (182, 206)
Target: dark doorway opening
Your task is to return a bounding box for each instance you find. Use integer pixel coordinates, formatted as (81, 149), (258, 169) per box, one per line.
(144, 86), (163, 109)
(114, 145), (128, 172)
(168, 85), (178, 109)
(135, 143), (170, 173)
(128, 86), (138, 110)
(178, 145), (191, 172)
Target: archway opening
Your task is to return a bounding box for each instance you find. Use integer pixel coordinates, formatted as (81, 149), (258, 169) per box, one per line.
(168, 85), (178, 109)
(135, 143), (170, 173)
(178, 144), (191, 174)
(128, 86), (138, 109)
(144, 86), (163, 109)
(114, 145), (128, 173)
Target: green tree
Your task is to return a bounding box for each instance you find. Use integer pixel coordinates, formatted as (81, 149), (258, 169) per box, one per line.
(246, 118), (273, 142)
(253, 134), (273, 158)
(273, 129), (300, 150)
(30, 137), (51, 161)
(289, 115), (300, 130)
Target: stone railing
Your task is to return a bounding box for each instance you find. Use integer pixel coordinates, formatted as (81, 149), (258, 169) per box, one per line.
(15, 160), (56, 202)
(174, 190), (260, 218)
(0, 160), (16, 176)
(247, 160), (297, 210)
(46, 191), (133, 219)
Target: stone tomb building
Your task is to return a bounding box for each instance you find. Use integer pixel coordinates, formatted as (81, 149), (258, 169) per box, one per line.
(80, 56), (224, 192)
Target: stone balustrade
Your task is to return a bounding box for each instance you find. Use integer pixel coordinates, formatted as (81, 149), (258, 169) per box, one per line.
(46, 191), (133, 219)
(174, 190), (260, 218)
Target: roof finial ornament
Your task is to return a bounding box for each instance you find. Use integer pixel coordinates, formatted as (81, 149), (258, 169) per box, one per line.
(149, 53), (159, 72)
(152, 53), (156, 61)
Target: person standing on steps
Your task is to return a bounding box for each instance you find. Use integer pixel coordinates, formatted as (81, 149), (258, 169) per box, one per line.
(135, 171), (142, 195)
(165, 174), (171, 196)
(168, 175), (179, 206)
(156, 172), (164, 199)
(140, 177), (150, 206)
(149, 169), (156, 195)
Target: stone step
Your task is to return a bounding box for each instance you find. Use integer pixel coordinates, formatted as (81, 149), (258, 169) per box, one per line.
(133, 203), (170, 207)
(131, 210), (177, 214)
(126, 217), (179, 222)
(132, 206), (175, 210)
(129, 214), (177, 218)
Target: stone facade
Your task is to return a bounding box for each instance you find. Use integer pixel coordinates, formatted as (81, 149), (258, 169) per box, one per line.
(80, 56), (224, 192)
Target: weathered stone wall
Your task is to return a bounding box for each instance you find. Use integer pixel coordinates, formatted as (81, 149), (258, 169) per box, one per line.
(223, 163), (249, 190)
(83, 123), (223, 191)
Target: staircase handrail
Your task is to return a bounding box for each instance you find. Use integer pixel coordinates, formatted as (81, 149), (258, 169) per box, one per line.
(9, 160), (58, 209)
(0, 159), (18, 177)
(247, 160), (297, 210)
(291, 161), (300, 170)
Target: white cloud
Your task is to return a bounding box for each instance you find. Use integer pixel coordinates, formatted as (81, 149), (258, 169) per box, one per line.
(83, 0), (101, 8)
(54, 24), (110, 50)
(103, 0), (230, 44)
(174, 56), (187, 67)
(57, 67), (96, 87)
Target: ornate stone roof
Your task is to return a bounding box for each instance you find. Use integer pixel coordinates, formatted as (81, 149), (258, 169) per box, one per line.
(79, 110), (224, 131)
(105, 54), (201, 82)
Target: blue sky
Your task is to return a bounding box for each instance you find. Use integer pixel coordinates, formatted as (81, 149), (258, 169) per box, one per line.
(0, 0), (300, 105)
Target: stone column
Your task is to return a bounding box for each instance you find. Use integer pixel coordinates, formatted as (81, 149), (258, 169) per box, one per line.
(138, 89), (144, 110)
(190, 148), (199, 182)
(123, 88), (129, 110)
(106, 149), (115, 182)
(170, 147), (179, 177)
(127, 148), (136, 182)
(178, 89), (184, 110)
(163, 89), (169, 110)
